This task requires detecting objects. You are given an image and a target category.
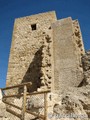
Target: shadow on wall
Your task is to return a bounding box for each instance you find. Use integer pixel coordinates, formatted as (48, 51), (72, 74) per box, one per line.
(18, 46), (43, 93)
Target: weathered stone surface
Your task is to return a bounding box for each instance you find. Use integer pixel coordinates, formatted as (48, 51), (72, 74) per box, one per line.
(73, 20), (85, 56)
(47, 85), (90, 120)
(6, 11), (57, 93)
(80, 50), (90, 86)
(47, 51), (90, 120)
(52, 17), (85, 92)
(6, 12), (85, 94)
(0, 89), (2, 104)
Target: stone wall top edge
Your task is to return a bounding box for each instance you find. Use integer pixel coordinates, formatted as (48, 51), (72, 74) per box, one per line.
(73, 19), (78, 22)
(51, 17), (72, 28)
(14, 11), (57, 22)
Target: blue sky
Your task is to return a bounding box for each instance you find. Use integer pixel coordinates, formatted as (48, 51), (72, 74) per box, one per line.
(0, 0), (90, 88)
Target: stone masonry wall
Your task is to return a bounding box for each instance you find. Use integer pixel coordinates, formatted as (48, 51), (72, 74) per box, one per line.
(81, 50), (90, 86)
(73, 20), (85, 56)
(6, 11), (85, 94)
(6, 11), (57, 93)
(52, 17), (85, 93)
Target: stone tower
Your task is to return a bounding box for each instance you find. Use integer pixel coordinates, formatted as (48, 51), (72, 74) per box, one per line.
(6, 11), (57, 93)
(6, 11), (85, 94)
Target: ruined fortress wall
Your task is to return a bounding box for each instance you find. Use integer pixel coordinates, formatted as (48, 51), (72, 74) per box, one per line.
(6, 11), (57, 93)
(52, 17), (85, 92)
(6, 11), (85, 94)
